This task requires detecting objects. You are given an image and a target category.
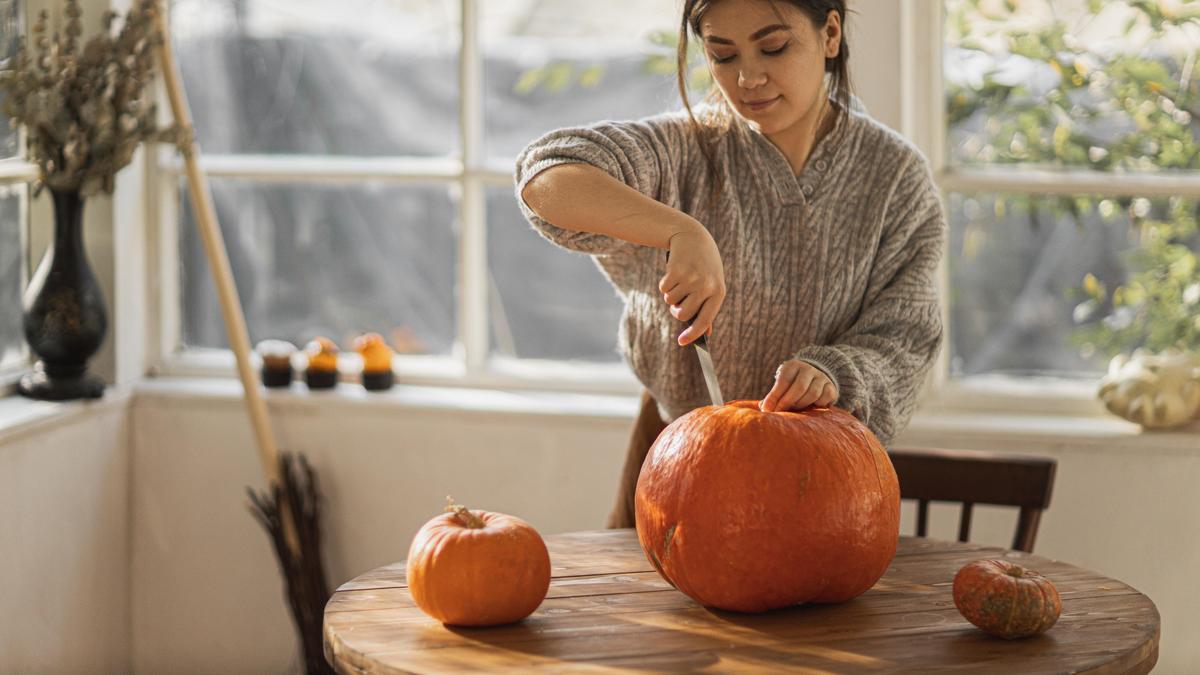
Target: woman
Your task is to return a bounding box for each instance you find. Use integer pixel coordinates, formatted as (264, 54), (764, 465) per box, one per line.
(515, 0), (945, 528)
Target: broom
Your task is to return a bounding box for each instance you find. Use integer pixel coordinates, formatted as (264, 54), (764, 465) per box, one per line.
(151, 4), (334, 673)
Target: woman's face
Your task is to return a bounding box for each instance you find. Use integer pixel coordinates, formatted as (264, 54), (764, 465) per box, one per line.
(699, 0), (840, 136)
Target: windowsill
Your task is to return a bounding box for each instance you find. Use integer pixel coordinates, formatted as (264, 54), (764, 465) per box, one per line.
(2, 375), (1194, 455)
(0, 387), (132, 445)
(153, 349), (642, 397)
(132, 376), (640, 421)
(903, 409), (1200, 456)
(129, 375), (1197, 454)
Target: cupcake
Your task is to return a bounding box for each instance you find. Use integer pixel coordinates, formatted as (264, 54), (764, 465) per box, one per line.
(255, 339), (296, 388)
(354, 332), (394, 391)
(303, 337), (340, 389)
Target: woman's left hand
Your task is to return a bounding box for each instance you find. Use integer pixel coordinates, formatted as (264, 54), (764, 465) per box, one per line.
(760, 360), (838, 412)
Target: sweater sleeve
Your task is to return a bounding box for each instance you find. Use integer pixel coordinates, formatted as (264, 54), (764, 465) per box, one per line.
(513, 112), (691, 256)
(794, 156), (947, 446)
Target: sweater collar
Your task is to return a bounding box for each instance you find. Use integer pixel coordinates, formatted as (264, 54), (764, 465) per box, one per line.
(740, 107), (849, 207)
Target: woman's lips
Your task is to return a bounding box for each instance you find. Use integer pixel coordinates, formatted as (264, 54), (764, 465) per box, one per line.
(745, 96), (780, 112)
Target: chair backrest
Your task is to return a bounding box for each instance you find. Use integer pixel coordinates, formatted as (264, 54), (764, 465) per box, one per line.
(887, 447), (1057, 553)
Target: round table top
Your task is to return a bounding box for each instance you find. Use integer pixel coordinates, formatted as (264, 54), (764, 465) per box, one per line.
(323, 529), (1159, 674)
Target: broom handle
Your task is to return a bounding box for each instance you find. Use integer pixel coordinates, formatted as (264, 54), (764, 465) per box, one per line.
(152, 3), (299, 553)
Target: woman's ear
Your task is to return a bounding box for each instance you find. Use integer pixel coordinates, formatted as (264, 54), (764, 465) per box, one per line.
(823, 9), (842, 59)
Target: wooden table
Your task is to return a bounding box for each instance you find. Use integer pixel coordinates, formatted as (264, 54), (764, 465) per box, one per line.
(324, 530), (1159, 673)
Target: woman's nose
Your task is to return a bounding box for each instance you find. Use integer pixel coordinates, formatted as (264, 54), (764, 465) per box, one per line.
(737, 67), (766, 89)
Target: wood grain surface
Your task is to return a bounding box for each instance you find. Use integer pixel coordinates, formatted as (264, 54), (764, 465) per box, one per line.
(324, 530), (1158, 674)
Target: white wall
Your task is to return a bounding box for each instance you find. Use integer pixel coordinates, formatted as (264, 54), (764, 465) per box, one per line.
(0, 399), (131, 675)
(847, 0), (902, 130)
(128, 388), (632, 674)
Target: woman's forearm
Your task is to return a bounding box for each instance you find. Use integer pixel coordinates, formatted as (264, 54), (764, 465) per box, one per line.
(520, 163), (702, 249)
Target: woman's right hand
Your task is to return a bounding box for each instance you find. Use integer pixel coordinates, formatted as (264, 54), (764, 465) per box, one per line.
(661, 221), (726, 346)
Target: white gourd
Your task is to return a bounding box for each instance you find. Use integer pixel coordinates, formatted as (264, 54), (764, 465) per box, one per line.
(1097, 349), (1200, 430)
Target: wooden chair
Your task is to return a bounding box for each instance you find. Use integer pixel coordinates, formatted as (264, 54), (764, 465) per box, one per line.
(887, 447), (1057, 553)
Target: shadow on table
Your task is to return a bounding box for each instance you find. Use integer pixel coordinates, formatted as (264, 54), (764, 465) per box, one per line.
(441, 597), (900, 672)
(939, 630), (1062, 665)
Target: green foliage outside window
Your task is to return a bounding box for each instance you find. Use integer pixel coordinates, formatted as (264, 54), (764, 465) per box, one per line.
(947, 0), (1200, 358)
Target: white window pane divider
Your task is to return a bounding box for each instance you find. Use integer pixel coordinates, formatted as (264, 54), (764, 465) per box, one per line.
(12, 169), (29, 374)
(939, 166), (1200, 198)
(903, 0), (950, 403)
(0, 158), (37, 183)
(157, 155), (515, 187)
(155, 154), (518, 184)
(151, 142), (180, 377)
(459, 0), (488, 374)
(921, 375), (1110, 418)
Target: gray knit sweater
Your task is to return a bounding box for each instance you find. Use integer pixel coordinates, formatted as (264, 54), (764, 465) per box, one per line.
(514, 107), (946, 445)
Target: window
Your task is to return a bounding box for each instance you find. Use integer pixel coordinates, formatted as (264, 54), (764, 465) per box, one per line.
(164, 1), (1195, 402)
(167, 0), (682, 381)
(0, 0), (30, 381)
(942, 0), (1200, 382)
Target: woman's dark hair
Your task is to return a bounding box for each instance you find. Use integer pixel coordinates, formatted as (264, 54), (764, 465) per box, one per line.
(676, 0), (852, 198)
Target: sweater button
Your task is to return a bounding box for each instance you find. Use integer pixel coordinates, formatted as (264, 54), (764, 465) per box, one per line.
(802, 184), (814, 196)
(816, 160), (828, 171)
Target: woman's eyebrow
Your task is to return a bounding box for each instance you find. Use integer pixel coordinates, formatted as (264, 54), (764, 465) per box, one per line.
(704, 23), (790, 45)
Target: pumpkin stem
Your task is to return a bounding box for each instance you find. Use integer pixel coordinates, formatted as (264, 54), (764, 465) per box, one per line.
(445, 496), (486, 529)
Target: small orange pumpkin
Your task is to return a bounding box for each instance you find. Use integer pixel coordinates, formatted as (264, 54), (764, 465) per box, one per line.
(953, 559), (1061, 639)
(406, 499), (551, 626)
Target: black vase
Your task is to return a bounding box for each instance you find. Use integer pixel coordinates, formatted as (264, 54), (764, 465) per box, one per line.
(17, 188), (107, 400)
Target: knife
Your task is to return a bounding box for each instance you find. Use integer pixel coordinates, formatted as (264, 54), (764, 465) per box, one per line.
(692, 331), (725, 406)
(664, 250), (725, 406)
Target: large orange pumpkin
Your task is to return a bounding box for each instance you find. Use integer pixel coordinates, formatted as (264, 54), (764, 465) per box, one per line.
(406, 500), (551, 626)
(635, 402), (900, 613)
(953, 559), (1061, 639)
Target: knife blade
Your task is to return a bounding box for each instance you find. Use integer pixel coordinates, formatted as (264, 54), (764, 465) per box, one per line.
(692, 332), (724, 406)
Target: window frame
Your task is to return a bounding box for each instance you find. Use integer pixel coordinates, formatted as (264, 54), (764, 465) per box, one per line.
(0, 0), (39, 395)
(904, 0), (1200, 418)
(0, 167), (33, 391)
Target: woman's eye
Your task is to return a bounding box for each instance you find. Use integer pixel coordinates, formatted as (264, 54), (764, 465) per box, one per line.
(710, 41), (789, 64)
